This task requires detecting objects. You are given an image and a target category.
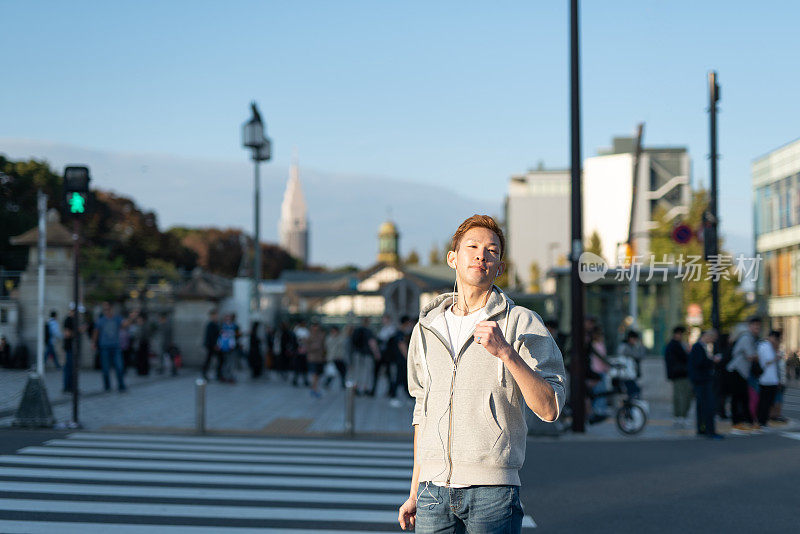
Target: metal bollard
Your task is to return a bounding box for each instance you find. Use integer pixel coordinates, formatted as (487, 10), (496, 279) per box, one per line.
(344, 381), (355, 437)
(195, 378), (207, 434)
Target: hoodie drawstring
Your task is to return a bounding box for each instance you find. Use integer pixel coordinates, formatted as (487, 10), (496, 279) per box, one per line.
(498, 302), (511, 386)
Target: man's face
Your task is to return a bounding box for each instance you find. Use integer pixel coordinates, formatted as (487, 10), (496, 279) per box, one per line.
(447, 227), (504, 289)
(769, 334), (781, 349)
(102, 303), (112, 316)
(749, 322), (761, 336)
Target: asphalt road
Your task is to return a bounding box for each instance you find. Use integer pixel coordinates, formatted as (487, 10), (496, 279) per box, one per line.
(520, 433), (799, 533)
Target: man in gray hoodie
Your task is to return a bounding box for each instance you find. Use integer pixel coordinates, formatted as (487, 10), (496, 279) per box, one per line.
(398, 215), (566, 533)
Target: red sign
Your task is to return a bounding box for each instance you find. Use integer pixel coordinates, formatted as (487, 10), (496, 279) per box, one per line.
(672, 224), (693, 244)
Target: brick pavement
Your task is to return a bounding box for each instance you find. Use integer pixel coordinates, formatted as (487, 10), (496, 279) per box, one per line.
(2, 358), (796, 439)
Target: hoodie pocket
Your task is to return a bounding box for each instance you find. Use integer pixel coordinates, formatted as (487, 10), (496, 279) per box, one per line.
(419, 390), (450, 459)
(451, 390), (503, 462)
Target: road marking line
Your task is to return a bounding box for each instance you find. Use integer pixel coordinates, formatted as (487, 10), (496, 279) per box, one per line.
(0, 455), (411, 478)
(0, 481), (408, 505)
(43, 439), (413, 458)
(65, 433), (412, 450)
(0, 467), (410, 490)
(0, 498), (398, 523)
(20, 447), (412, 468)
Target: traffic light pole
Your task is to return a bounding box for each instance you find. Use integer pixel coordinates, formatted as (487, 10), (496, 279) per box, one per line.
(569, 0), (587, 433)
(708, 71), (721, 333)
(71, 217), (81, 427)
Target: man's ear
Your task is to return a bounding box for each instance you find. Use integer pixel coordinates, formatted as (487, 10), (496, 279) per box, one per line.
(446, 250), (457, 270)
(496, 262), (506, 278)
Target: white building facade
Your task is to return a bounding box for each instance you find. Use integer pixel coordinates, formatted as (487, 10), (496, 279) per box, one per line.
(753, 137), (800, 350)
(583, 137), (691, 266)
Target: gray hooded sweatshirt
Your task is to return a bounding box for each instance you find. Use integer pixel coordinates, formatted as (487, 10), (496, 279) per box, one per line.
(408, 287), (566, 487)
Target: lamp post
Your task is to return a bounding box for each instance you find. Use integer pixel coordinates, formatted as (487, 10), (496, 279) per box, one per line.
(242, 102), (272, 312)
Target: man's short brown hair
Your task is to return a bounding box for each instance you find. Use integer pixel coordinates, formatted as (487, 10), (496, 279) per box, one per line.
(450, 215), (505, 258)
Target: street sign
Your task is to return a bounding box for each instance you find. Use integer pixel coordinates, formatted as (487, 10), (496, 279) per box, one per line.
(672, 224), (692, 244)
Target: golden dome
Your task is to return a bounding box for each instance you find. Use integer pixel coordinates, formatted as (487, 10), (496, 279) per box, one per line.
(378, 220), (398, 236)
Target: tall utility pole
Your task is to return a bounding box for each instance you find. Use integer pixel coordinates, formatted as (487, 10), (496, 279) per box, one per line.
(36, 190), (46, 376)
(569, 0), (587, 433)
(706, 72), (721, 332)
(627, 123), (645, 330)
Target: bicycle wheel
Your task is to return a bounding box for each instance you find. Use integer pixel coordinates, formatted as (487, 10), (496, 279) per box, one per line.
(616, 402), (647, 435)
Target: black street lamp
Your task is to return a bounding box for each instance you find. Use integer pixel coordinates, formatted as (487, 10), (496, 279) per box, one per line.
(241, 102), (272, 312)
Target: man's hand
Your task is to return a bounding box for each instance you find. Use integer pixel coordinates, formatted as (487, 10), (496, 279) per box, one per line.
(398, 496), (416, 530)
(474, 321), (512, 360)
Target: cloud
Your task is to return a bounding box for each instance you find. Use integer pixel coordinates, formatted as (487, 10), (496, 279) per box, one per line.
(1, 139), (500, 267)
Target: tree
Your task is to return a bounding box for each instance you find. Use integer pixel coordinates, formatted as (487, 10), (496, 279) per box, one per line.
(169, 227), (298, 280)
(586, 230), (604, 260)
(650, 188), (753, 331)
(0, 156), (63, 271)
(429, 242), (443, 265)
(404, 249), (420, 266)
(528, 262), (541, 293)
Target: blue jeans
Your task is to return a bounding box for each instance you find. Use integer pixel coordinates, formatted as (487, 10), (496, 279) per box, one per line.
(100, 346), (126, 391)
(415, 483), (523, 534)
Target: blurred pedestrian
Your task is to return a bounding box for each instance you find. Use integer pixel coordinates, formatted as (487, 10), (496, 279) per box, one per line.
(756, 330), (782, 428)
(371, 315), (398, 397)
(664, 325), (691, 427)
(93, 302), (126, 392)
(134, 312), (150, 376)
(389, 315), (414, 407)
(62, 307), (77, 393)
(123, 310), (141, 373)
(45, 310), (62, 369)
(292, 320), (310, 387)
(201, 309), (221, 381)
(588, 328), (611, 424)
(351, 317), (380, 395)
(727, 317), (760, 431)
(156, 313), (176, 376)
(689, 329), (723, 439)
(306, 322), (326, 397)
(248, 321), (264, 379)
(217, 314), (238, 383)
(770, 346), (788, 424)
(274, 322), (296, 379)
(0, 335), (10, 368)
(619, 330), (644, 398)
(323, 325), (348, 389)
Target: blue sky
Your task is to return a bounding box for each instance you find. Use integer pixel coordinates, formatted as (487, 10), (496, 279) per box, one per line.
(2, 0), (799, 258)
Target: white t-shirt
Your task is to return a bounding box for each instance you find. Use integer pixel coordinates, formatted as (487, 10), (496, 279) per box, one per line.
(757, 340), (780, 386)
(444, 305), (487, 360)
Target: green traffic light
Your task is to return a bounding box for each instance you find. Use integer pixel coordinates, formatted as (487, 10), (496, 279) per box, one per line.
(68, 192), (86, 214)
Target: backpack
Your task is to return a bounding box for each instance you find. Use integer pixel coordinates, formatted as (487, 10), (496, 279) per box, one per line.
(217, 326), (236, 352)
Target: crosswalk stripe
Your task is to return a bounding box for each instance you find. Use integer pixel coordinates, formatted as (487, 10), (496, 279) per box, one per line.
(19, 446), (413, 468)
(781, 432), (800, 441)
(65, 433), (413, 450)
(0, 498), (398, 523)
(0, 481), (408, 505)
(0, 520), (395, 534)
(0, 467), (411, 490)
(43, 439), (414, 458)
(0, 455), (412, 478)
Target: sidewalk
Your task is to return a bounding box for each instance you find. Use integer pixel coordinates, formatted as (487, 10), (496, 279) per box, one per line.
(1, 358), (797, 440)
